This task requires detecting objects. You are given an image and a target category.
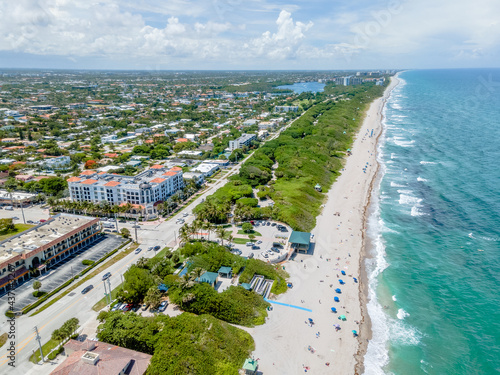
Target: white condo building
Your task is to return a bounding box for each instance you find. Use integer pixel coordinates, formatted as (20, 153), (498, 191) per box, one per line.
(67, 165), (183, 206)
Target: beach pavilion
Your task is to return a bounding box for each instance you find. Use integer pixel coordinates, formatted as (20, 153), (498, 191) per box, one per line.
(242, 358), (258, 374)
(195, 271), (218, 288)
(288, 230), (311, 254)
(218, 266), (232, 279)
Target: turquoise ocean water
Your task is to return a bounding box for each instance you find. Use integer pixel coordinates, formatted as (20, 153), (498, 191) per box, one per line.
(364, 70), (500, 375)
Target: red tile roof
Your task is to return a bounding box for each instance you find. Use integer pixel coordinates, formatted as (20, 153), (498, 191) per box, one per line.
(163, 171), (177, 176)
(150, 177), (165, 183)
(80, 170), (96, 176)
(67, 177), (81, 182)
(150, 164), (164, 169)
(104, 181), (121, 187)
(80, 179), (98, 185)
(170, 166), (182, 171)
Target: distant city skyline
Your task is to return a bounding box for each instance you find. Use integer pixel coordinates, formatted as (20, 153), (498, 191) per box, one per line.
(1, 0), (498, 70)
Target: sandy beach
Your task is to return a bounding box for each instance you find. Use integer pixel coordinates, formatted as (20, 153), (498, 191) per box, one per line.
(248, 76), (400, 375)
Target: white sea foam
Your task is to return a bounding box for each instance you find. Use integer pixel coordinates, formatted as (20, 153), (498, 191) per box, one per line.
(417, 176), (428, 182)
(393, 138), (415, 147)
(390, 181), (406, 188)
(390, 153), (397, 159)
(397, 308), (410, 320)
(399, 194), (422, 205)
(411, 206), (426, 216)
(390, 319), (421, 346)
(392, 295), (397, 301)
(420, 161), (437, 165)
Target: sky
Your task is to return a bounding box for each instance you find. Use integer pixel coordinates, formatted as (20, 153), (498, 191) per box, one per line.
(0, 0), (499, 70)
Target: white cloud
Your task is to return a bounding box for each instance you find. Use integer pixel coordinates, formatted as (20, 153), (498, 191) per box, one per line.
(247, 10), (313, 59)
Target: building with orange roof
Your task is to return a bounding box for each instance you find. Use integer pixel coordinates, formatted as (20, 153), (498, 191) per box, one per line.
(175, 138), (189, 143)
(68, 166), (183, 209)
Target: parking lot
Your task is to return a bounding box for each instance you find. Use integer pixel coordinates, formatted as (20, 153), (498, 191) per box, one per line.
(230, 220), (291, 262)
(0, 234), (126, 311)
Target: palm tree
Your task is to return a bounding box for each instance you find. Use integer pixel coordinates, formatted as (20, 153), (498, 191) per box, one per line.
(215, 226), (227, 246)
(191, 267), (204, 281)
(179, 224), (191, 245)
(203, 222), (215, 241)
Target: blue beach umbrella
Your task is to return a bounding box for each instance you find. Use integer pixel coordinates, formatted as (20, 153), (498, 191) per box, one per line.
(331, 307), (337, 313)
(335, 288), (342, 293)
(339, 279), (344, 284)
(353, 277), (358, 283)
(334, 296), (340, 302)
(341, 271), (346, 276)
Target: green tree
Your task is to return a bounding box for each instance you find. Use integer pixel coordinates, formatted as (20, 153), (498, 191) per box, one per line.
(120, 228), (130, 238)
(144, 287), (162, 309)
(241, 222), (253, 233)
(32, 281), (42, 292)
(119, 266), (155, 304)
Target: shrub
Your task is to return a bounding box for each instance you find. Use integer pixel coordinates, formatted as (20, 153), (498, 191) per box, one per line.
(82, 259), (94, 266)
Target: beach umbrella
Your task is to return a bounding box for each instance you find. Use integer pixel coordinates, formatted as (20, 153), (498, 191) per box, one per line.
(335, 288), (342, 293)
(308, 318), (314, 323)
(331, 307), (337, 313)
(334, 324), (340, 328)
(341, 271), (346, 276)
(339, 279), (344, 284)
(339, 315), (346, 321)
(352, 330), (358, 336)
(334, 296), (340, 302)
(353, 277), (358, 283)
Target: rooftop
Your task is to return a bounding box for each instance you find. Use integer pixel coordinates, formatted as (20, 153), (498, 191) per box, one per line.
(288, 230), (311, 246)
(0, 214), (95, 265)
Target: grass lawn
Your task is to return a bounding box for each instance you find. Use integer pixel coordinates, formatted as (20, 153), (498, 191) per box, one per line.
(0, 224), (34, 242)
(237, 230), (261, 236)
(0, 332), (7, 348)
(154, 247), (171, 259)
(233, 238), (256, 245)
(92, 282), (124, 312)
(30, 337), (60, 363)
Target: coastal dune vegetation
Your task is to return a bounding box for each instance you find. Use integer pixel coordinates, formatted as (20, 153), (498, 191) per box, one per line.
(195, 82), (386, 231)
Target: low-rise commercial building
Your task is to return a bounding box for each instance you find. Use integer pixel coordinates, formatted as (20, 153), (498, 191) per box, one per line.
(0, 214), (101, 295)
(42, 155), (71, 171)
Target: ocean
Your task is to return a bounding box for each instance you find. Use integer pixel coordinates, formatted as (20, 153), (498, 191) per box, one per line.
(364, 69), (500, 375)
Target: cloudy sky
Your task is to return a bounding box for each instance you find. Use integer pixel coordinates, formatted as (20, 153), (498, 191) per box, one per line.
(0, 0), (499, 70)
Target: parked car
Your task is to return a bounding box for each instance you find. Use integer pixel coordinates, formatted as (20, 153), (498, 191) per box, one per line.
(248, 253), (255, 259)
(252, 245), (260, 250)
(12, 217), (19, 220)
(266, 222), (271, 226)
(40, 219), (47, 223)
(135, 248), (142, 254)
(119, 219), (126, 223)
(121, 303), (132, 312)
(256, 240), (262, 244)
(158, 301), (168, 312)
(271, 222), (277, 227)
(102, 272), (112, 281)
(183, 212), (189, 217)
(141, 303), (150, 311)
(246, 242), (253, 246)
(153, 245), (160, 251)
(110, 303), (121, 311)
(148, 247), (153, 251)
(81, 285), (93, 294)
(271, 247), (280, 253)
(260, 252), (268, 258)
(27, 220), (34, 224)
(131, 305), (140, 312)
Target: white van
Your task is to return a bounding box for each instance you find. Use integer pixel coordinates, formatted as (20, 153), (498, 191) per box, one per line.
(5, 206), (13, 211)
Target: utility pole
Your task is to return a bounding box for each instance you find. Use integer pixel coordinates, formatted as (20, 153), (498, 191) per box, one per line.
(34, 326), (44, 363)
(174, 230), (177, 246)
(20, 199), (26, 224)
(134, 218), (138, 243)
(107, 278), (112, 301)
(103, 279), (110, 305)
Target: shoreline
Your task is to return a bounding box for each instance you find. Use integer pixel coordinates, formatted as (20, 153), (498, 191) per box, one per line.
(248, 76), (400, 374)
(355, 74), (401, 374)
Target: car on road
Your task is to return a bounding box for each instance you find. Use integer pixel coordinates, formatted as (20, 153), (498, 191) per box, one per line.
(133, 225), (140, 228)
(40, 219), (47, 223)
(102, 272), (112, 281)
(12, 217), (19, 220)
(183, 212), (189, 217)
(27, 220), (34, 224)
(158, 301), (168, 312)
(176, 219), (185, 224)
(104, 229), (111, 232)
(119, 219), (126, 223)
(153, 245), (160, 251)
(81, 285), (93, 294)
(135, 248), (142, 254)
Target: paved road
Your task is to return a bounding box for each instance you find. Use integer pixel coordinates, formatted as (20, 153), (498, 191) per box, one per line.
(0, 235), (125, 312)
(0, 117), (301, 374)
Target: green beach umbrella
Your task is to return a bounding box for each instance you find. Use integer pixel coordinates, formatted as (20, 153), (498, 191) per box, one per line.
(339, 315), (346, 321)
